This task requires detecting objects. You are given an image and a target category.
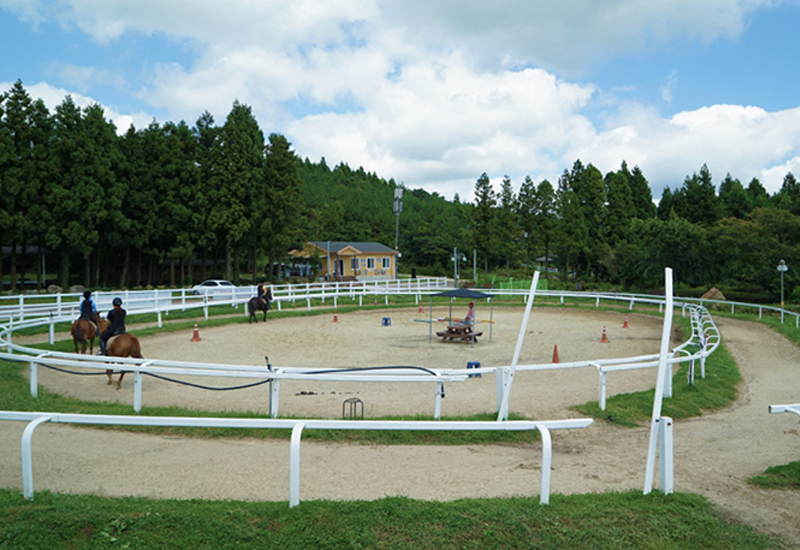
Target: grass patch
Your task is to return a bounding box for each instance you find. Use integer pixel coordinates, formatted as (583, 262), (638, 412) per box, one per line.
(0, 489), (785, 549)
(0, 359), (537, 445)
(571, 315), (742, 426)
(747, 461), (800, 490)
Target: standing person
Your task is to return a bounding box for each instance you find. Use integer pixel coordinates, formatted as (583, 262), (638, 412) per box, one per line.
(99, 297), (126, 355)
(78, 290), (98, 327)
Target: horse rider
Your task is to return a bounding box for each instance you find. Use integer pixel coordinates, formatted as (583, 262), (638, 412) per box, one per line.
(257, 280), (269, 309)
(78, 290), (98, 329)
(99, 297), (126, 356)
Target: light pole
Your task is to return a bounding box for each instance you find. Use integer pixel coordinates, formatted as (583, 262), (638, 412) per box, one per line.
(778, 260), (788, 321)
(393, 188), (403, 280)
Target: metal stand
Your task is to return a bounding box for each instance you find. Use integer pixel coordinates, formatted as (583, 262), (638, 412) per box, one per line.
(342, 397), (364, 419)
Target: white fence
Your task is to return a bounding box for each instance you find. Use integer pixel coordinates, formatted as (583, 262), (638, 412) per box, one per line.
(1, 410), (592, 506)
(0, 279), (720, 419)
(0, 277), (728, 505)
(0, 277), (450, 324)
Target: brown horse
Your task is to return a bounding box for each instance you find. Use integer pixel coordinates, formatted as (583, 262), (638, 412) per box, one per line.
(248, 289), (272, 323)
(71, 317), (99, 354)
(97, 319), (144, 389)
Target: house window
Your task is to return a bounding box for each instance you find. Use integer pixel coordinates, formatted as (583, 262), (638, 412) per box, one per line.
(382, 257), (391, 269)
(351, 258), (358, 270)
(367, 258), (375, 269)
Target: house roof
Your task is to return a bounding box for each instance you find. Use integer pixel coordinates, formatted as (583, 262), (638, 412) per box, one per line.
(308, 241), (396, 255)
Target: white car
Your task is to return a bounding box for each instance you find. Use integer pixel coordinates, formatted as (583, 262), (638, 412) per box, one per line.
(191, 279), (236, 297)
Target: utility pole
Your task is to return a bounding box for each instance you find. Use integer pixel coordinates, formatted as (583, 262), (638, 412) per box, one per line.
(393, 188), (403, 279)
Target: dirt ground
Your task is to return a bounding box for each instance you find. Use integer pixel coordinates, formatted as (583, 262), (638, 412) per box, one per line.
(1, 306), (799, 546)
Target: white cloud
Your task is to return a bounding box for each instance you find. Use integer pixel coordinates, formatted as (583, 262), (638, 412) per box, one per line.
(4, 0), (800, 203)
(660, 70), (677, 104)
(566, 102), (800, 198)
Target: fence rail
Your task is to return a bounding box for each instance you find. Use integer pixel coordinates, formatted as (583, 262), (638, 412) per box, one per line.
(1, 280), (720, 418)
(0, 410), (592, 506)
(0, 277), (730, 505)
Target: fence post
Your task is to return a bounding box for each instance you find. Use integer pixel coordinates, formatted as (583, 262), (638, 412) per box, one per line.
(434, 382), (444, 419)
(134, 371), (143, 412)
(22, 415), (52, 500)
(289, 422), (305, 507)
(659, 416), (674, 494)
(538, 424), (553, 504)
(29, 361), (37, 398)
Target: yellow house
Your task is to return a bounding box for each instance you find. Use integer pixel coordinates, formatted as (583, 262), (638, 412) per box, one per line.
(290, 241), (398, 281)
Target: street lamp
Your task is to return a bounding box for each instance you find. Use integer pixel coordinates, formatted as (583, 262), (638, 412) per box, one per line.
(777, 260), (788, 322)
(393, 188), (403, 280)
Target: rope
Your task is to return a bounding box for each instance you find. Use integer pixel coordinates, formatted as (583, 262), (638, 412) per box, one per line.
(301, 365), (438, 376)
(141, 372), (272, 391)
(37, 363), (110, 376)
(36, 361), (271, 391)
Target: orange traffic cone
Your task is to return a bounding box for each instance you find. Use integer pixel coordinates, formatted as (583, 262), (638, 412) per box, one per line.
(552, 344), (560, 363)
(600, 326), (610, 343)
(333, 309), (339, 323)
(622, 315), (630, 329)
(191, 323), (201, 342)
(418, 304), (424, 314)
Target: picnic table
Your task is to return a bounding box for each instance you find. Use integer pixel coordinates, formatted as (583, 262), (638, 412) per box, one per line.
(436, 323), (483, 344)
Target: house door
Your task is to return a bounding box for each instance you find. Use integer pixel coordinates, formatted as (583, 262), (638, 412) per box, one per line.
(336, 259), (344, 277)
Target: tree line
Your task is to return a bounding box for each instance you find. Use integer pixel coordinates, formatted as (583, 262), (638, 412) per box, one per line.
(2, 79), (799, 302)
(468, 160), (800, 302)
(1, 80), (303, 290)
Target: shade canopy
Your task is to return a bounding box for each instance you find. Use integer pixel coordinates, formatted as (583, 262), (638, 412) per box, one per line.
(430, 288), (493, 299)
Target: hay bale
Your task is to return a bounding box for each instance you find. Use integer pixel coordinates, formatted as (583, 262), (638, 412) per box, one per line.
(701, 287), (726, 301)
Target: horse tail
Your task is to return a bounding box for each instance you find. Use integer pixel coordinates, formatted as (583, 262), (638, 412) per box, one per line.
(130, 336), (144, 359)
(74, 323), (86, 345)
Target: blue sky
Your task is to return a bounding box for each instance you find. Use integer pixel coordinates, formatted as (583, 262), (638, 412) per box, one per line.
(2, 0), (800, 202)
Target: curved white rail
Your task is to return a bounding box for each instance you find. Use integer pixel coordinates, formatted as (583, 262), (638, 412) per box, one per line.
(0, 282), (720, 418)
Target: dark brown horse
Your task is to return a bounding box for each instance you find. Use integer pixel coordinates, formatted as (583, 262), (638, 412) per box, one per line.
(97, 319), (144, 389)
(248, 289), (272, 323)
(71, 317), (99, 354)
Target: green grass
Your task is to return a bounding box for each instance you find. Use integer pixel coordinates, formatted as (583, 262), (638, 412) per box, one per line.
(2, 303), (797, 548)
(0, 358), (539, 445)
(748, 461), (800, 490)
(0, 489), (786, 550)
(571, 315), (742, 427)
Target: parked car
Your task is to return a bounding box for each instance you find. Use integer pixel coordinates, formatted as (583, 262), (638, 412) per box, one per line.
(191, 279), (236, 297)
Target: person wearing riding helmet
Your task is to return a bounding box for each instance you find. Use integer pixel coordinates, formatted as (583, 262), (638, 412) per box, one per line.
(99, 297), (126, 355)
(78, 290), (98, 325)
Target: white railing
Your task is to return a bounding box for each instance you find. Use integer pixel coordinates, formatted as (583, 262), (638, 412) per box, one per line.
(0, 283), (720, 418)
(0, 410), (592, 506)
(0, 278), (731, 506)
(769, 403), (800, 418)
(0, 277), (450, 323)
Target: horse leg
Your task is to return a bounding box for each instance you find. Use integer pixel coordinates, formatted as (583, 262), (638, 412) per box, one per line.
(106, 369), (114, 385)
(116, 371), (125, 390)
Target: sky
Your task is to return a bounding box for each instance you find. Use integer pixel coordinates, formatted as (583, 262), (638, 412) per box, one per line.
(2, 0), (800, 203)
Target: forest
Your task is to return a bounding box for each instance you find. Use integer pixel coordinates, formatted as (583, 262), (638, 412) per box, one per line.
(2, 79), (800, 303)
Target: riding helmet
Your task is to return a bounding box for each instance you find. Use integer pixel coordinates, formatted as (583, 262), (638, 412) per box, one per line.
(83, 290), (92, 299)
(112, 297), (122, 307)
